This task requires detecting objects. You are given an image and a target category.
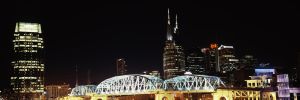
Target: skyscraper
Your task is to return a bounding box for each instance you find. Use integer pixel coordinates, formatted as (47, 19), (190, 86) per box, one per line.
(201, 43), (219, 74)
(218, 45), (239, 73)
(11, 22), (45, 98)
(186, 52), (205, 74)
(163, 9), (185, 79)
(116, 58), (127, 75)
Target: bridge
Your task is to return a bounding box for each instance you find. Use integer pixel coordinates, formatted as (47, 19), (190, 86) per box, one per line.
(63, 74), (277, 100)
(70, 74), (225, 96)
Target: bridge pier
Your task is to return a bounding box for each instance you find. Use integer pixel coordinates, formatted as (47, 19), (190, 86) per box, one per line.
(155, 92), (176, 100)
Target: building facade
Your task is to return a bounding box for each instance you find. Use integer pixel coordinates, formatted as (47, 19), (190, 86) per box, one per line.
(116, 58), (127, 75)
(45, 84), (71, 100)
(186, 52), (205, 74)
(218, 45), (239, 73)
(201, 43), (219, 74)
(149, 71), (161, 78)
(11, 22), (45, 98)
(240, 55), (258, 69)
(163, 9), (185, 79)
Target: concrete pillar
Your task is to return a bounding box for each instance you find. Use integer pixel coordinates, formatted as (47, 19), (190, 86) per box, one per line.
(155, 93), (174, 100)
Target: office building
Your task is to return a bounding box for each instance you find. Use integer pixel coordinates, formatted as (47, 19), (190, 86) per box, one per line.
(240, 55), (258, 69)
(218, 45), (239, 73)
(201, 43), (218, 74)
(45, 84), (71, 100)
(11, 22), (45, 98)
(116, 58), (127, 75)
(163, 9), (185, 79)
(186, 52), (205, 74)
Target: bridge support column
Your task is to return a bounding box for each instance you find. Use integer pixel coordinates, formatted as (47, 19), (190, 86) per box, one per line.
(212, 89), (231, 100)
(90, 95), (107, 100)
(155, 92), (175, 100)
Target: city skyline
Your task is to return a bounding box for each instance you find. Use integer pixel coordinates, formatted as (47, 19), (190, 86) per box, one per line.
(1, 1), (300, 90)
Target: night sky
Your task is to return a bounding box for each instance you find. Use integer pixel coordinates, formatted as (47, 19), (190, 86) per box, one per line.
(0, 1), (300, 89)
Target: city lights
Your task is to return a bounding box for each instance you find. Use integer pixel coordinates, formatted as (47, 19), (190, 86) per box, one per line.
(1, 3), (300, 100)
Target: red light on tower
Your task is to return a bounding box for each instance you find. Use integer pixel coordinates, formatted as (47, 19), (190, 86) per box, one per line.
(210, 43), (218, 49)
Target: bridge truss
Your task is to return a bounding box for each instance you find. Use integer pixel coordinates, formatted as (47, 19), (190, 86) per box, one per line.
(70, 85), (97, 96)
(163, 75), (225, 91)
(96, 74), (164, 95)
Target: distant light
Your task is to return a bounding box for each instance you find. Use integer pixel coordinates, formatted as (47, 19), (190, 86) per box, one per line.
(218, 45), (234, 50)
(210, 43), (218, 49)
(184, 71), (192, 75)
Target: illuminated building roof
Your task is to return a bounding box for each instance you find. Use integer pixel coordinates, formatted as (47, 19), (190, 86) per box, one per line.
(15, 22), (42, 33)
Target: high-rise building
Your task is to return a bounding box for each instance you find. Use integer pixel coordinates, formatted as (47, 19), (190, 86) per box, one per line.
(201, 43), (219, 74)
(218, 45), (239, 73)
(277, 74), (290, 99)
(116, 58), (127, 75)
(45, 84), (71, 100)
(240, 55), (258, 70)
(186, 52), (205, 74)
(163, 9), (185, 79)
(11, 22), (45, 98)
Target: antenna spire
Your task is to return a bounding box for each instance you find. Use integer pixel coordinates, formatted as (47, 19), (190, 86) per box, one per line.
(168, 8), (170, 25)
(174, 14), (178, 34)
(167, 8), (173, 40)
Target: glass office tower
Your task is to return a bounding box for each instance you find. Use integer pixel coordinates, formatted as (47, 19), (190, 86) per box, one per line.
(11, 22), (45, 97)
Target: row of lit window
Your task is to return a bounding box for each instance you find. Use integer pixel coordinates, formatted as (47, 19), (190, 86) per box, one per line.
(14, 33), (37, 36)
(14, 38), (41, 41)
(14, 42), (42, 45)
(17, 68), (44, 71)
(14, 63), (42, 66)
(14, 62), (42, 64)
(16, 60), (40, 63)
(14, 66), (44, 68)
(11, 77), (37, 79)
(14, 45), (43, 47)
(15, 50), (38, 52)
(13, 88), (44, 91)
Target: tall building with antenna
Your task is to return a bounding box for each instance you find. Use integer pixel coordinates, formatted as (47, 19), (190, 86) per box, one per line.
(163, 9), (185, 79)
(11, 22), (45, 99)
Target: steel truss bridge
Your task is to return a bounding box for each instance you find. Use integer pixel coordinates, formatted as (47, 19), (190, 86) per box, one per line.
(70, 74), (225, 96)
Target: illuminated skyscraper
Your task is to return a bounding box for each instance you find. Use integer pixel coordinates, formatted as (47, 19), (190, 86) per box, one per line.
(11, 22), (45, 98)
(116, 58), (127, 75)
(218, 45), (239, 73)
(163, 9), (185, 79)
